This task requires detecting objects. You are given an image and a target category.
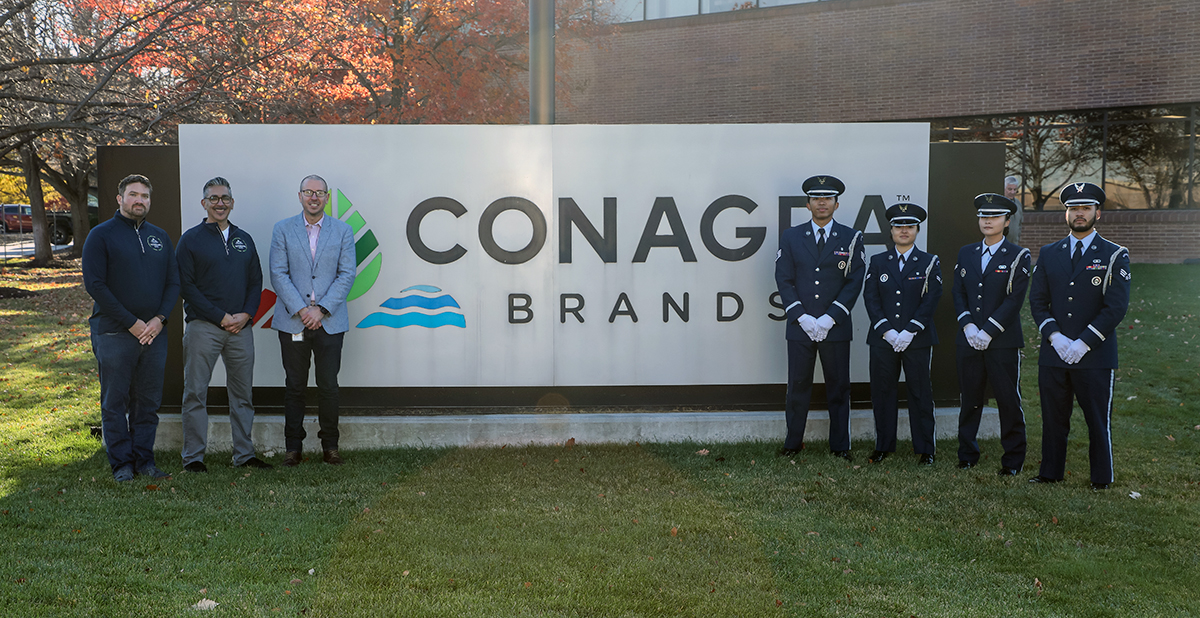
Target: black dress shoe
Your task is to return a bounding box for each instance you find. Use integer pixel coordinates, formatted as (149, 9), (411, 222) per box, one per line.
(237, 456), (274, 469)
(996, 467), (1021, 476)
(323, 449), (344, 465)
(778, 447), (801, 457)
(1027, 475), (1062, 484)
(1090, 482), (1110, 490)
(956, 460), (975, 469)
(868, 450), (889, 463)
(917, 454), (934, 466)
(183, 461), (208, 473)
(831, 450), (852, 462)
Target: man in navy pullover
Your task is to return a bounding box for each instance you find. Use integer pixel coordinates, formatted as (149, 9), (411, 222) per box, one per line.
(176, 177), (270, 472)
(82, 174), (179, 481)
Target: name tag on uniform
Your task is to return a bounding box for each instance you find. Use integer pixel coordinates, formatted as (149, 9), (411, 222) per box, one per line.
(1086, 264), (1107, 270)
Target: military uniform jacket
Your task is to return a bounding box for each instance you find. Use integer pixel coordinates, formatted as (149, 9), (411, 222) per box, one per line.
(775, 220), (865, 342)
(1029, 234), (1130, 369)
(951, 239), (1030, 349)
(863, 248), (942, 348)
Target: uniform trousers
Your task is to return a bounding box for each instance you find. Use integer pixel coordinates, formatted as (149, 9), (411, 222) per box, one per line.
(181, 320), (257, 466)
(785, 339), (852, 452)
(868, 345), (935, 454)
(91, 329), (167, 472)
(278, 328), (344, 453)
(956, 345), (1026, 469)
(1037, 366), (1115, 484)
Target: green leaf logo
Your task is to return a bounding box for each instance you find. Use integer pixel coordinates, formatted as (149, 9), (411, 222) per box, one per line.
(326, 189), (382, 301)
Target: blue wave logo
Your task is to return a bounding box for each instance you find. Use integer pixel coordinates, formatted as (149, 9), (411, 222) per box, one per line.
(356, 285), (466, 329)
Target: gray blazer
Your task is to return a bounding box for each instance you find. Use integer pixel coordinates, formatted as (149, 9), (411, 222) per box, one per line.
(269, 213), (357, 334)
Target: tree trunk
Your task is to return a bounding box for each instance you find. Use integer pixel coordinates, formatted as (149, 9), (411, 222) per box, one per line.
(22, 146), (52, 266)
(68, 173), (91, 258)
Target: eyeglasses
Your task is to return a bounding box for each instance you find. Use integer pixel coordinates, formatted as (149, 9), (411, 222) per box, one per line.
(205, 195), (233, 204)
(300, 190), (329, 199)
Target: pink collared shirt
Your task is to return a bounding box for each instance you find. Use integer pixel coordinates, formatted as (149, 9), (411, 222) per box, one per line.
(305, 215), (323, 262)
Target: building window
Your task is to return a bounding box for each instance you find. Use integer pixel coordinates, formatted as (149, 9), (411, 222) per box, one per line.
(930, 105), (1198, 210)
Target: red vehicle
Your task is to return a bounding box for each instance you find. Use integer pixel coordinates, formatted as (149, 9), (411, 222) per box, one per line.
(1, 204), (32, 233)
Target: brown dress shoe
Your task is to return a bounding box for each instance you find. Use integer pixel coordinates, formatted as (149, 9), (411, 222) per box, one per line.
(323, 449), (344, 465)
(282, 451), (301, 467)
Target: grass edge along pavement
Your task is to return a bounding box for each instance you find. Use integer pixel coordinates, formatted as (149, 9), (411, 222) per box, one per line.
(1, 260), (1198, 616)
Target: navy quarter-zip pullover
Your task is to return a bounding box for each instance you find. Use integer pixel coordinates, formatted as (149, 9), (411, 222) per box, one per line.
(82, 211), (180, 334)
(176, 219), (263, 325)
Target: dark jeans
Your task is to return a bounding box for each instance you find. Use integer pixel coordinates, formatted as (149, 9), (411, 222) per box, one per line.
(91, 328), (168, 472)
(278, 328), (344, 453)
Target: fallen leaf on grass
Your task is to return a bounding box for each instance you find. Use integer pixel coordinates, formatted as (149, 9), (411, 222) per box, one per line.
(1051, 516), (1058, 524)
(565, 437), (576, 448)
(1166, 435), (1175, 441)
(402, 570), (410, 576)
(144, 484), (158, 491)
(524, 582), (532, 588)
(1033, 578), (1043, 596)
(308, 569), (315, 575)
(190, 599), (219, 610)
(1129, 491), (1142, 499)
(695, 449), (709, 455)
(1127, 396), (1137, 401)
(670, 526), (678, 537)
(807, 531), (819, 536)
(843, 569), (854, 574)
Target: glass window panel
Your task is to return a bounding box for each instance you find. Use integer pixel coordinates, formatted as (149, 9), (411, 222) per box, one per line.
(1008, 113), (1103, 210)
(702, 0), (756, 13)
(1105, 120), (1190, 209)
(646, 0), (697, 19)
(602, 0), (645, 22)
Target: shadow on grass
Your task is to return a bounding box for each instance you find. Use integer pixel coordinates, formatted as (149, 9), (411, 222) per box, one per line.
(0, 445), (447, 616)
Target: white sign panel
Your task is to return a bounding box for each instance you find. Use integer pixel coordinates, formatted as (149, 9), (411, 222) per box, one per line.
(178, 124), (930, 387)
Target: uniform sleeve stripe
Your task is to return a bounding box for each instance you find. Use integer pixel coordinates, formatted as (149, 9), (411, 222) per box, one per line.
(1088, 324), (1106, 341)
(909, 320), (924, 330)
(832, 301), (848, 314)
(873, 319), (888, 329)
(957, 311), (970, 321)
(987, 317), (1005, 332)
(785, 301), (801, 313)
(1038, 318), (1056, 330)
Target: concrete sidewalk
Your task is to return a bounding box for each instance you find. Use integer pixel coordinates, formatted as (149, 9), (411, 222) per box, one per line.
(153, 407), (999, 454)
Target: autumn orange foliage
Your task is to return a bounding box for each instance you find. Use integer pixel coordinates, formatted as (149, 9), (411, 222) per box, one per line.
(68, 0), (607, 125)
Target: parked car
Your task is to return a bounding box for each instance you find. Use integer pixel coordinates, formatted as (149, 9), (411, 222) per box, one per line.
(1, 204), (32, 233)
(2, 203), (99, 245)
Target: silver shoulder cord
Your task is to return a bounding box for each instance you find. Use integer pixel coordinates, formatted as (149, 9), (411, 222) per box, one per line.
(844, 231), (862, 278)
(1103, 245), (1129, 294)
(1007, 248), (1031, 294)
(921, 255), (938, 296)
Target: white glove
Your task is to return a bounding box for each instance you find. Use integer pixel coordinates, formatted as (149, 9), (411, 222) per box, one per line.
(1049, 332), (1072, 362)
(963, 323), (980, 343)
(798, 314), (818, 340)
(883, 329), (900, 347)
(974, 330), (992, 351)
(893, 330), (915, 352)
(812, 314), (835, 342)
(1065, 338), (1090, 364)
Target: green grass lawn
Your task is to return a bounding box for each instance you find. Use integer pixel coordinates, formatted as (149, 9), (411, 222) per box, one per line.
(1, 261), (1197, 617)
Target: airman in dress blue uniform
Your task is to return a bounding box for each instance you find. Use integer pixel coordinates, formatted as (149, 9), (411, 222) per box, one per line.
(775, 175), (866, 460)
(1028, 182), (1130, 490)
(953, 193), (1030, 476)
(863, 203), (942, 465)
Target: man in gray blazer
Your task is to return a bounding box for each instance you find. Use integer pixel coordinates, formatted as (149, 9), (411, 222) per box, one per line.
(269, 175), (356, 467)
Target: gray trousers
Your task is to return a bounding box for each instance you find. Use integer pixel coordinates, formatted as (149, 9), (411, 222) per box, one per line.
(181, 320), (257, 465)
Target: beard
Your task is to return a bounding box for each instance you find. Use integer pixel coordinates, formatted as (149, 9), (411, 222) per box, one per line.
(1068, 215), (1096, 233)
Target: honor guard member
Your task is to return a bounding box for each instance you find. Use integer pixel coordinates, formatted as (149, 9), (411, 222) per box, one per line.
(775, 175), (866, 460)
(1028, 182), (1130, 490)
(952, 194), (1030, 476)
(862, 203), (942, 465)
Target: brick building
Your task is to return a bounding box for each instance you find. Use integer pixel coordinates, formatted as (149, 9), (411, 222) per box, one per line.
(558, 0), (1200, 262)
